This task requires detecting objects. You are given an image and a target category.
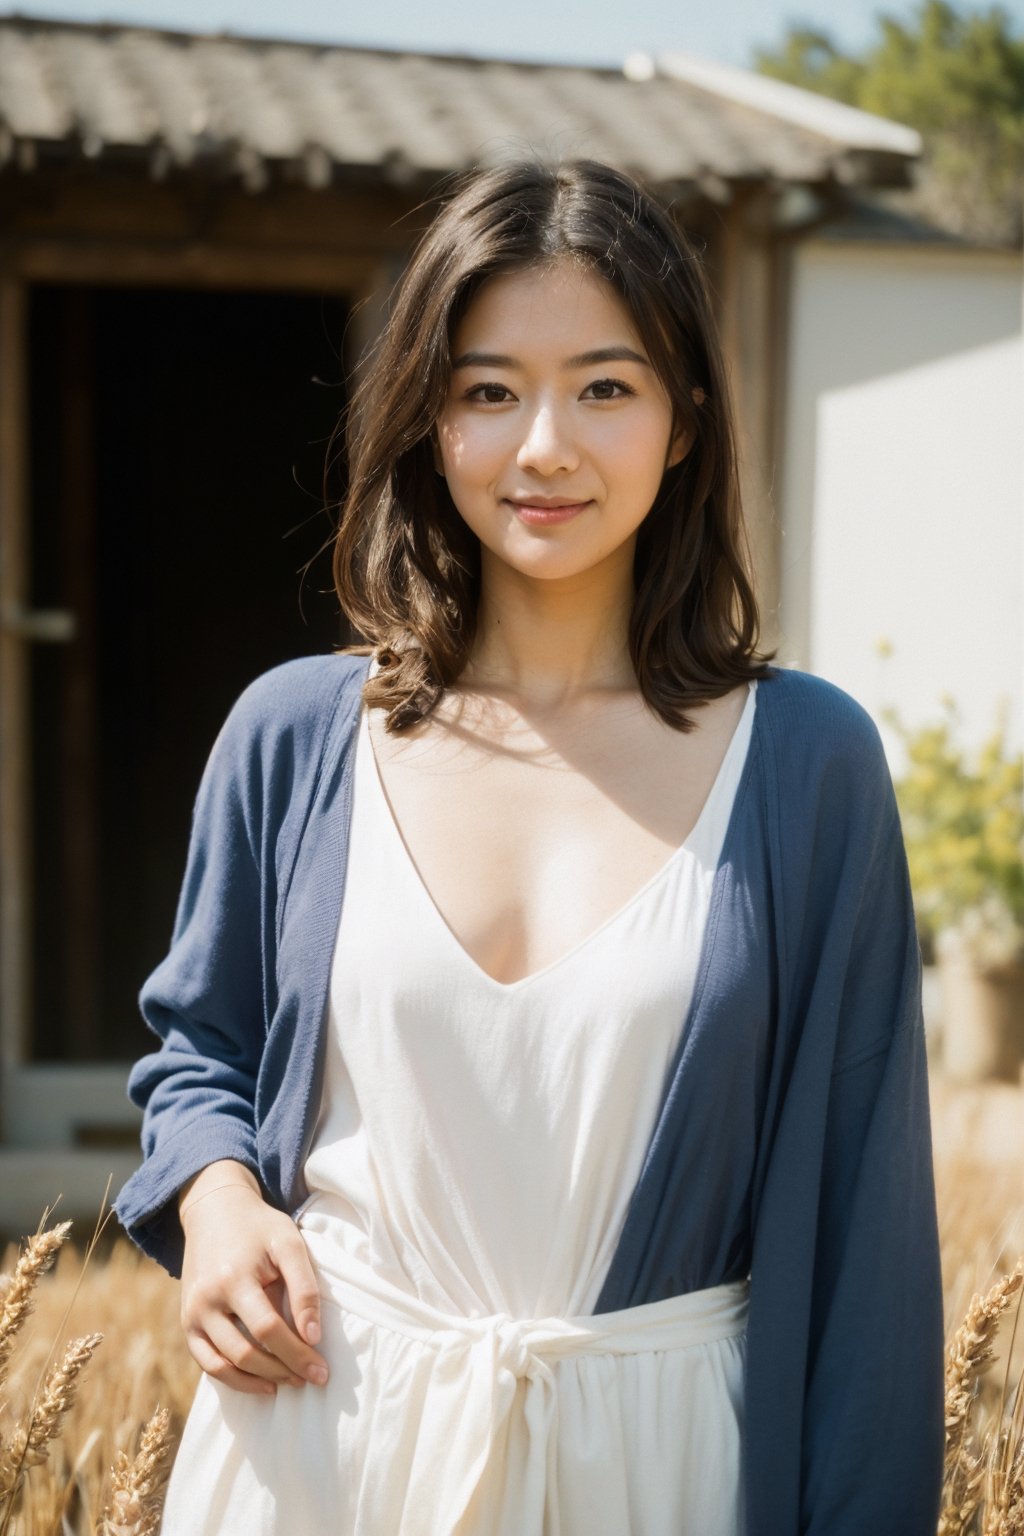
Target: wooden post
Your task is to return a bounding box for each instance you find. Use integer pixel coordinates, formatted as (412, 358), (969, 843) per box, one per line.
(0, 273), (31, 1127)
(764, 232), (797, 666)
(715, 186), (783, 656)
(60, 289), (100, 1057)
(342, 254), (407, 385)
(338, 254), (409, 646)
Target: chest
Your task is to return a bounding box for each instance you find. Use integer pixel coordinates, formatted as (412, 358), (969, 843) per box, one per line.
(364, 683), (752, 985)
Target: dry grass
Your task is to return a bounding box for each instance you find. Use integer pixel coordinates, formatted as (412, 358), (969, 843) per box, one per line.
(930, 1071), (1024, 1535)
(0, 1073), (1020, 1533)
(0, 1205), (191, 1535)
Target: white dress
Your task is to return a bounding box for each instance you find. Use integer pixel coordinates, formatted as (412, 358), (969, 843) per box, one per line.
(160, 676), (758, 1536)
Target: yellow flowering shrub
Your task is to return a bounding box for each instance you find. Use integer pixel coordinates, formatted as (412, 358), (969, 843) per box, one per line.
(881, 695), (1024, 969)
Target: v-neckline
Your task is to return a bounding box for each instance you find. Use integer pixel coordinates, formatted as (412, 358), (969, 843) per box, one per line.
(358, 679), (757, 993)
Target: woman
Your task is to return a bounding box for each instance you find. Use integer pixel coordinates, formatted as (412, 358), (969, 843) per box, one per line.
(115, 159), (945, 1535)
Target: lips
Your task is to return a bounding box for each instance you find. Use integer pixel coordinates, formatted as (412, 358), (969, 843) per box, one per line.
(510, 496), (585, 508)
(506, 497), (591, 525)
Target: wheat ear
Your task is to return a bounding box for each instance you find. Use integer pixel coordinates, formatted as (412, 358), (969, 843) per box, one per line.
(0, 1222), (73, 1385)
(982, 1268), (1024, 1536)
(0, 1331), (103, 1507)
(100, 1406), (174, 1536)
(940, 1263), (1024, 1536)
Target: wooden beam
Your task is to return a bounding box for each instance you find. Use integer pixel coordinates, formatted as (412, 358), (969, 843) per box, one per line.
(0, 169), (419, 239)
(13, 240), (384, 293)
(0, 273), (31, 1115)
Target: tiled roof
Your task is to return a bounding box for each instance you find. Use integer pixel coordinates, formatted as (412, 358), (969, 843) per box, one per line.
(0, 18), (919, 192)
(656, 52), (921, 159)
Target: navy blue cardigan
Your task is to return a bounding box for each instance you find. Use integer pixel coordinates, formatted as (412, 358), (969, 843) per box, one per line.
(114, 653), (946, 1535)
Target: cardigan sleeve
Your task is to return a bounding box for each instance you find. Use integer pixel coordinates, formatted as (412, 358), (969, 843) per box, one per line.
(800, 799), (946, 1534)
(112, 682), (272, 1278)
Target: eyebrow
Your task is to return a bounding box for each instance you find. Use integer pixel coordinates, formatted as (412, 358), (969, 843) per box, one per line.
(450, 346), (652, 370)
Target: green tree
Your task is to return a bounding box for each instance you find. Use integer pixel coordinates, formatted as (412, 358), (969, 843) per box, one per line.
(752, 1), (1024, 243)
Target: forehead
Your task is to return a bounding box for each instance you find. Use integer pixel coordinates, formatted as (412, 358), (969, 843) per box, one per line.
(451, 259), (644, 355)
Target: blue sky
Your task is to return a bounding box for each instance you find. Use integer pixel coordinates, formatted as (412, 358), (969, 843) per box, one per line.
(4, 0), (1023, 69)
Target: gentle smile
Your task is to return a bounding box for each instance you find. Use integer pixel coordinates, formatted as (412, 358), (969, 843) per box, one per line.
(506, 498), (591, 525)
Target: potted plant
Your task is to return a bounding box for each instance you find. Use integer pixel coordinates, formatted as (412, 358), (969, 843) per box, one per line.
(879, 688), (1024, 1084)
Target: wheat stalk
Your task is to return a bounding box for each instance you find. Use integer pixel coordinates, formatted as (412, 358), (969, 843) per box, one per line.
(99, 1406), (174, 1536)
(0, 1223), (73, 1385)
(982, 1332), (1024, 1536)
(1003, 1433), (1024, 1535)
(0, 1331), (103, 1509)
(941, 1262), (1024, 1536)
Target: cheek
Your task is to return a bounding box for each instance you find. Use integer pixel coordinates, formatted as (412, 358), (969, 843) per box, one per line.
(439, 416), (509, 482)
(598, 415), (674, 485)
(437, 419), (464, 473)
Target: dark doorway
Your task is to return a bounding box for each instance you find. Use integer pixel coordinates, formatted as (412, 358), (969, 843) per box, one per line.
(28, 283), (351, 1063)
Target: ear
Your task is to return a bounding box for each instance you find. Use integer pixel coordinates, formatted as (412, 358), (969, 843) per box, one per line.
(431, 431), (446, 479)
(666, 420), (694, 471)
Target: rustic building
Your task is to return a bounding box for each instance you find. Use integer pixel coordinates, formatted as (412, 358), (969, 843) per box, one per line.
(0, 17), (920, 1235)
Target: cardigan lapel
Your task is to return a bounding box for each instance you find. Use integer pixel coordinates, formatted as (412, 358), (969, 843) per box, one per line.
(594, 668), (779, 1310)
(260, 655), (370, 1212)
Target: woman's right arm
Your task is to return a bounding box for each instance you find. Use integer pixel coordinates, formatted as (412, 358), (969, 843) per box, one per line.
(112, 673), (330, 1395)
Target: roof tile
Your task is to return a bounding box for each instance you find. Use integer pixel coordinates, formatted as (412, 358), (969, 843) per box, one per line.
(0, 19), (917, 189)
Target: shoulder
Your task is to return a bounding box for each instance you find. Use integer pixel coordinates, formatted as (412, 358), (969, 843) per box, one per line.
(758, 664), (888, 778)
(226, 651), (368, 733)
(207, 651), (370, 784)
(756, 665), (899, 850)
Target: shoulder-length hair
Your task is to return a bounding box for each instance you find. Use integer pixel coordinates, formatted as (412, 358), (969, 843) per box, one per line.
(331, 157), (776, 731)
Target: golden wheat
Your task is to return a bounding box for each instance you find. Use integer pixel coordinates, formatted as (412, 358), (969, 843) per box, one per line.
(99, 1405), (174, 1536)
(0, 1226), (191, 1533)
(0, 1332), (104, 1508)
(0, 1071), (1019, 1533)
(939, 1262), (1024, 1535)
(0, 1222), (73, 1382)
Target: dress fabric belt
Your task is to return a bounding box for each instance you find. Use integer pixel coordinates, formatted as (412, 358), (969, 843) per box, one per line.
(299, 1218), (751, 1536)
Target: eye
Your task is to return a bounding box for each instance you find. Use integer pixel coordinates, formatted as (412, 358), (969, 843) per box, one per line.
(582, 377), (636, 401)
(464, 382), (515, 404)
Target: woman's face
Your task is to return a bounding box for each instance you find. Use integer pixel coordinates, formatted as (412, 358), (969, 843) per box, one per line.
(434, 259), (689, 586)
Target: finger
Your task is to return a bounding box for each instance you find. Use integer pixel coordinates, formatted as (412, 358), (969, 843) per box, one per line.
(202, 1311), (306, 1388)
(189, 1331), (280, 1397)
(234, 1278), (330, 1384)
(274, 1237), (325, 1350)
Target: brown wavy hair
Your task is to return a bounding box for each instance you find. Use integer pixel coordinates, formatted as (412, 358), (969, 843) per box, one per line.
(331, 157), (776, 731)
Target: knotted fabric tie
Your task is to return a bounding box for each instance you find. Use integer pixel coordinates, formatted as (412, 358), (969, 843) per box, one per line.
(299, 1217), (750, 1536)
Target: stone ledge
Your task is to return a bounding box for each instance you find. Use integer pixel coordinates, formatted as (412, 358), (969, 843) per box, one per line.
(0, 1148), (140, 1246)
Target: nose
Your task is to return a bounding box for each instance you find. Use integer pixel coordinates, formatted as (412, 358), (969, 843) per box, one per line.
(516, 403), (579, 477)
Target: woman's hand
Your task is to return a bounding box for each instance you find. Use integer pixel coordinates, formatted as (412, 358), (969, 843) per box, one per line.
(179, 1180), (331, 1397)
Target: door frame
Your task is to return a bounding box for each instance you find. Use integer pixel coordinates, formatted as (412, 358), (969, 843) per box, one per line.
(0, 239), (393, 1163)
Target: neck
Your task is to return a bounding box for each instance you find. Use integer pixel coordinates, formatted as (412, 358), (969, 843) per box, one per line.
(460, 544), (638, 708)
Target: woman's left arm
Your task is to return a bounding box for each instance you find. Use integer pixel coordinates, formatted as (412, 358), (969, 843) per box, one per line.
(801, 802), (946, 1534)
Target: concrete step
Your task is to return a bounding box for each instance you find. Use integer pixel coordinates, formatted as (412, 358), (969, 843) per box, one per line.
(0, 1147), (140, 1249)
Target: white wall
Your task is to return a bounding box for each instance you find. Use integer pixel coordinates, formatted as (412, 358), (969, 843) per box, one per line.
(779, 242), (1023, 767)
